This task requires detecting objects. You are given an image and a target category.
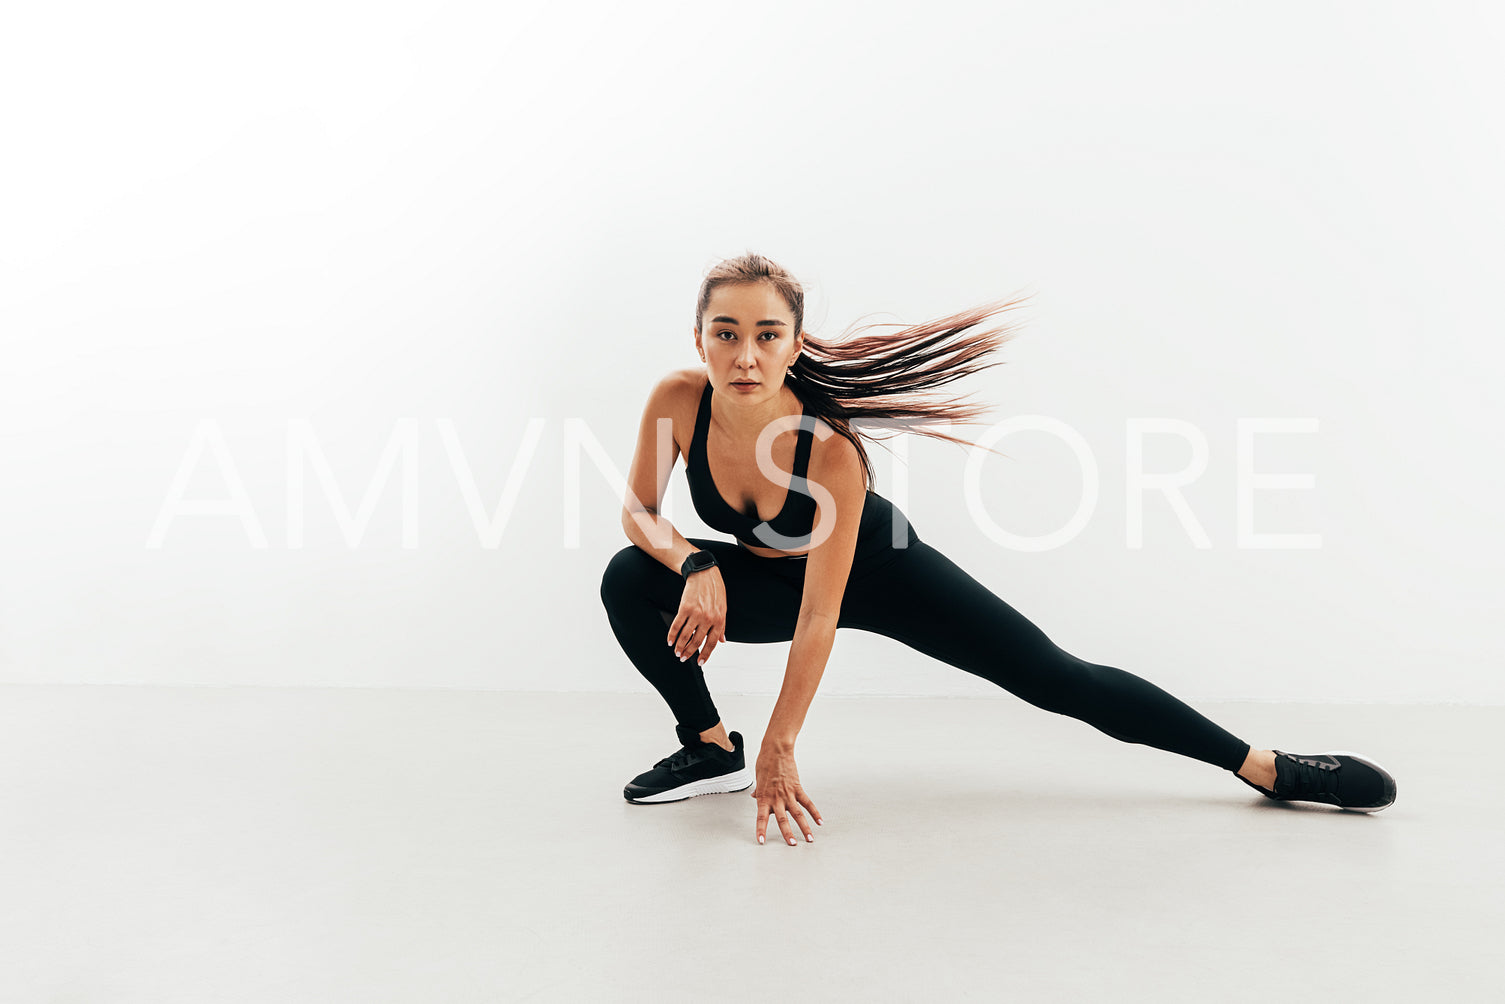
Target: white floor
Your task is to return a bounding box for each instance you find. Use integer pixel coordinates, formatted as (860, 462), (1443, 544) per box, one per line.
(0, 685), (1498, 1003)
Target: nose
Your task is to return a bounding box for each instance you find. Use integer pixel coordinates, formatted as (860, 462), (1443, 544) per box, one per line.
(736, 338), (757, 370)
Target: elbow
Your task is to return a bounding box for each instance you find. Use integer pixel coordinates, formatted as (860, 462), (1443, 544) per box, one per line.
(621, 507), (663, 543)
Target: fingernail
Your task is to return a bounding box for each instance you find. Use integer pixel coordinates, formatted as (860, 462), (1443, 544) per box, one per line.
(679, 654), (686, 662)
(758, 835), (764, 844)
(805, 833), (812, 842)
(788, 837), (796, 845)
(697, 659), (704, 666)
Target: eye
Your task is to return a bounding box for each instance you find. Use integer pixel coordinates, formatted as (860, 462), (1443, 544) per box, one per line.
(716, 330), (779, 340)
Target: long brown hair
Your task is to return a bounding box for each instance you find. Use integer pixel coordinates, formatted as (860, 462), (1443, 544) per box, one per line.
(695, 252), (1034, 491)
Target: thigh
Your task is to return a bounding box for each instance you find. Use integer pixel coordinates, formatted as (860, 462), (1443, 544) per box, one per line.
(618, 537), (804, 645)
(701, 540), (805, 644)
(838, 541), (1065, 673)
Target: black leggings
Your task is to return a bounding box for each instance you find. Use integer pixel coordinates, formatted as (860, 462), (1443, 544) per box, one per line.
(599, 536), (1252, 773)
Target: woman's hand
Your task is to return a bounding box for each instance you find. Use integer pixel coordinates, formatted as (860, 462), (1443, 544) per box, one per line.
(667, 566), (726, 667)
(751, 745), (823, 846)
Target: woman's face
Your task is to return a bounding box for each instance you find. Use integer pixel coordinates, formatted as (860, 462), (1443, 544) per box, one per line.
(695, 283), (802, 399)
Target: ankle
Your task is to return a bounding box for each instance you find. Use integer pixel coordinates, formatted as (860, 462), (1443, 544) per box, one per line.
(698, 721), (734, 752)
(1237, 748), (1278, 788)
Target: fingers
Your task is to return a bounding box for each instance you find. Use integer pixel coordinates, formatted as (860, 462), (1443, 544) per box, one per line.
(670, 623), (704, 661)
(754, 791), (816, 846)
(666, 614), (696, 659)
(786, 803), (811, 843)
(668, 620), (726, 663)
(754, 795), (795, 846)
(795, 787), (823, 827)
(776, 807), (797, 846)
(695, 629), (721, 667)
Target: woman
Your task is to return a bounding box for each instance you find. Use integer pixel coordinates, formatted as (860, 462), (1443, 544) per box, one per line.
(599, 253), (1397, 847)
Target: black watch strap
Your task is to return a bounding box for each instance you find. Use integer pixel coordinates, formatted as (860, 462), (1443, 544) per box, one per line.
(681, 550), (717, 578)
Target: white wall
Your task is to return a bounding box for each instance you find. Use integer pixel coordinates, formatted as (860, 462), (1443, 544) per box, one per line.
(3, 1), (1500, 703)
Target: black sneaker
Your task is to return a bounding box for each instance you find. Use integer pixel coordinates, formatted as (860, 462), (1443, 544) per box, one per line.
(1236, 749), (1397, 812)
(623, 727), (752, 804)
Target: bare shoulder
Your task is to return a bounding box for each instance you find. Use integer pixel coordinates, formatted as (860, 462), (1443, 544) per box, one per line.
(668, 368), (707, 415)
(809, 423), (867, 490)
(644, 367), (701, 409)
(653, 368), (706, 458)
(666, 366), (706, 396)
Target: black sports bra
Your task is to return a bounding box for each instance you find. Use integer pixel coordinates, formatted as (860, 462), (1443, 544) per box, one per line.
(685, 379), (817, 551)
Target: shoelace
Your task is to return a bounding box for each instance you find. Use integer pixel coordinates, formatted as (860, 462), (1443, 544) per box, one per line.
(655, 745), (702, 772)
(656, 741), (734, 773)
(1280, 756), (1342, 800)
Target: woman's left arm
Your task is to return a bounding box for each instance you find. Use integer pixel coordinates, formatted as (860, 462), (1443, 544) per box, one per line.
(753, 432), (866, 846)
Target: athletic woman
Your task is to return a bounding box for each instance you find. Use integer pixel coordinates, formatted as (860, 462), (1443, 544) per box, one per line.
(598, 253), (1397, 847)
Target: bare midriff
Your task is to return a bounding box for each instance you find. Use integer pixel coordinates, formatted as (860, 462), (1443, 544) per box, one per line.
(738, 540), (810, 560)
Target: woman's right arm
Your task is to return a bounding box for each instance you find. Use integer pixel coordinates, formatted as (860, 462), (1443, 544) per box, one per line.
(620, 371), (701, 576)
(620, 372), (728, 664)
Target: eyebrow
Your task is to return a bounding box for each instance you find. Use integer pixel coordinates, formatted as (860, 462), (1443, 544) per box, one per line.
(711, 315), (787, 327)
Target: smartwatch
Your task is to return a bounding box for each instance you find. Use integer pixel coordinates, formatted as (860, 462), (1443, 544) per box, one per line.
(681, 550), (718, 579)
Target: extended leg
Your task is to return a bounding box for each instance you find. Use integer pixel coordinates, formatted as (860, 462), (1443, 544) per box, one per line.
(838, 542), (1253, 772)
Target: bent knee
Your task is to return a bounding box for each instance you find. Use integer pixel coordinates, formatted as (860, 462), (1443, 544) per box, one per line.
(600, 544), (653, 607)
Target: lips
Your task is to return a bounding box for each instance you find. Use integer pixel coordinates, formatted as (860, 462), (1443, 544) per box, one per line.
(731, 381), (759, 386)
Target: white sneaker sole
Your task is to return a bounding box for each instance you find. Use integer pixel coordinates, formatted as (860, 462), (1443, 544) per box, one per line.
(625, 765), (754, 804)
